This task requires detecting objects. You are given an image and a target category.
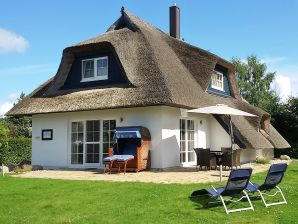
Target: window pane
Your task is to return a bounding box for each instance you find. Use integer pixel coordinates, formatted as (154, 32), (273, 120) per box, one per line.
(86, 153), (93, 163)
(72, 123), (77, 132)
(93, 131), (100, 142)
(103, 143), (110, 153)
(97, 58), (108, 77)
(72, 133), (77, 142)
(180, 141), (185, 152)
(110, 120), (116, 130)
(103, 131), (109, 142)
(110, 131), (115, 142)
(78, 154), (83, 164)
(83, 60), (94, 78)
(86, 144), (93, 153)
(180, 119), (185, 130)
(188, 152), (195, 162)
(181, 130), (185, 141)
(86, 121), (93, 132)
(78, 122), (84, 132)
(93, 154), (99, 163)
(103, 120), (109, 130)
(94, 120), (100, 131)
(71, 154), (78, 164)
(71, 144), (77, 154)
(86, 131), (93, 142)
(78, 133), (84, 142)
(180, 153), (186, 163)
(78, 143), (83, 153)
(94, 144), (100, 153)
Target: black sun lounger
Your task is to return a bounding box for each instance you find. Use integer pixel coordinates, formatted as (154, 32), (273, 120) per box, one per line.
(191, 168), (254, 214)
(246, 163), (288, 207)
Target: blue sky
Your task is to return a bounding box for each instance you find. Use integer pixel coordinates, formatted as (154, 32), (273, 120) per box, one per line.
(0, 0), (297, 115)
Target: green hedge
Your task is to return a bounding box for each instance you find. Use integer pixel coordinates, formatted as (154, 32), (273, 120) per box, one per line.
(0, 138), (31, 166)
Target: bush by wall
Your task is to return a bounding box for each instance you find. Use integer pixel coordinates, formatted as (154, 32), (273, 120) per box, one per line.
(0, 138), (31, 167)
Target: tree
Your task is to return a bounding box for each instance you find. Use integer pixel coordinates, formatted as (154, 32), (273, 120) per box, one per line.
(232, 55), (279, 113)
(0, 120), (8, 140)
(3, 92), (32, 138)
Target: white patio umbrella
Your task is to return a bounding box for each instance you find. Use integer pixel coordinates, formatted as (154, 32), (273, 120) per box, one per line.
(188, 104), (257, 182)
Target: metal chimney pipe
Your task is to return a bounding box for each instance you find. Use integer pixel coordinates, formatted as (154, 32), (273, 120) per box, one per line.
(169, 4), (180, 39)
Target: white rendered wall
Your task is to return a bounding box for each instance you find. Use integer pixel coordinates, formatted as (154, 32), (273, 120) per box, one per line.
(32, 106), (163, 169)
(209, 116), (235, 151)
(32, 105), (264, 169)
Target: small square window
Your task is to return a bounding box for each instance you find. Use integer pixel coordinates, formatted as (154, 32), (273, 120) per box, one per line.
(211, 71), (224, 91)
(81, 57), (108, 82)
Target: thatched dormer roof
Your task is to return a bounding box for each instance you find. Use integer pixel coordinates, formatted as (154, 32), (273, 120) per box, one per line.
(6, 9), (290, 149)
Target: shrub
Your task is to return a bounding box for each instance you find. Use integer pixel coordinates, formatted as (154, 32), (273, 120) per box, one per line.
(256, 156), (270, 164)
(0, 138), (31, 167)
(15, 164), (32, 173)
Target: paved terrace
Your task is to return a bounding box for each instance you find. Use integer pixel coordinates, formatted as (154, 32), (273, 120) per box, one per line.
(16, 159), (291, 184)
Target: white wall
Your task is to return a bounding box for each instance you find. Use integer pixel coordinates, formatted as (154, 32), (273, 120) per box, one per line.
(208, 116), (234, 151)
(32, 106), (163, 168)
(32, 105), (264, 169)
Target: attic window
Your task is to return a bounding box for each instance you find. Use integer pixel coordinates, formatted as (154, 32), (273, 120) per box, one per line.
(81, 57), (108, 82)
(211, 71), (224, 91)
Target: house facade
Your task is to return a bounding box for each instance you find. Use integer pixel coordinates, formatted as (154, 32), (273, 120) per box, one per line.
(7, 6), (290, 169)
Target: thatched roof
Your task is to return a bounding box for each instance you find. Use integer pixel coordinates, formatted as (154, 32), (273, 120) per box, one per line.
(6, 9), (290, 149)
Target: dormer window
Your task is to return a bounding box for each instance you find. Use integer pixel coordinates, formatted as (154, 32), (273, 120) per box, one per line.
(211, 70), (224, 91)
(81, 56), (108, 82)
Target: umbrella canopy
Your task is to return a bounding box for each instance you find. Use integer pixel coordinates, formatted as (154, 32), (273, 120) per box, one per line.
(188, 104), (257, 117)
(187, 104), (257, 182)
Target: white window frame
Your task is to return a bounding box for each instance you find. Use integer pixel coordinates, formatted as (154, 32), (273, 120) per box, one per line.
(179, 119), (197, 166)
(211, 70), (224, 91)
(69, 118), (117, 168)
(81, 56), (108, 82)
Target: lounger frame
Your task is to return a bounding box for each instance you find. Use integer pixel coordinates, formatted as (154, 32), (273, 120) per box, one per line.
(209, 185), (254, 214)
(249, 182), (287, 207)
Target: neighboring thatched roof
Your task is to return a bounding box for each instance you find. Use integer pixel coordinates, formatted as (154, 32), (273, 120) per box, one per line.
(6, 9), (290, 149)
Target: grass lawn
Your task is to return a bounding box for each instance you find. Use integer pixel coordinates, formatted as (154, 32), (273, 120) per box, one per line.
(0, 161), (297, 224)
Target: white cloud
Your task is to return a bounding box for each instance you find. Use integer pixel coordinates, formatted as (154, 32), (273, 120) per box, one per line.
(0, 28), (29, 53)
(5, 92), (20, 102)
(0, 102), (13, 117)
(260, 56), (287, 64)
(273, 75), (292, 102)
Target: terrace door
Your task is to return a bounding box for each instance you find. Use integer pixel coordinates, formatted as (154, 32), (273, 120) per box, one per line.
(180, 119), (195, 165)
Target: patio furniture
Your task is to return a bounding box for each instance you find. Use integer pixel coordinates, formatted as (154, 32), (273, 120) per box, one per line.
(246, 163), (288, 207)
(108, 126), (151, 173)
(221, 147), (241, 169)
(194, 148), (216, 170)
(103, 155), (134, 174)
(190, 168), (254, 214)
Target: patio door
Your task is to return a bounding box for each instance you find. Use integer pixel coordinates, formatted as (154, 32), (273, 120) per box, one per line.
(70, 120), (116, 167)
(180, 119), (195, 165)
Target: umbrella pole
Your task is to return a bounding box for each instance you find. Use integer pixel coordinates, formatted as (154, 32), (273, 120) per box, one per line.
(229, 115), (234, 168)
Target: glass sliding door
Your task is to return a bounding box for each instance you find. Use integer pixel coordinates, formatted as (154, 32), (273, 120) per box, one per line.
(180, 119), (195, 165)
(85, 120), (100, 164)
(71, 122), (84, 165)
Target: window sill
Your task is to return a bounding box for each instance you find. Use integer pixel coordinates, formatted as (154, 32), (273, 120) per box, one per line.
(81, 76), (108, 82)
(211, 85), (224, 92)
